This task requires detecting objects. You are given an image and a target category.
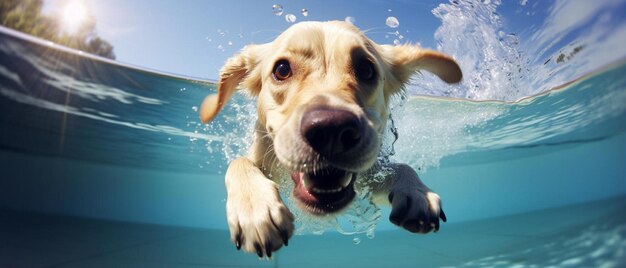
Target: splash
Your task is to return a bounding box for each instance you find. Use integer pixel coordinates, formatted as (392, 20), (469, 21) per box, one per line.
(406, 0), (527, 101)
(391, 96), (505, 171)
(192, 94), (257, 171)
(408, 0), (626, 102)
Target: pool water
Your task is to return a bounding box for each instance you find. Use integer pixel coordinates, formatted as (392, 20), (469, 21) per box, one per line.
(1, 0), (626, 267)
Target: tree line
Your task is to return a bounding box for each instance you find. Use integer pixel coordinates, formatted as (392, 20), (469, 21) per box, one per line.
(1, 0), (115, 59)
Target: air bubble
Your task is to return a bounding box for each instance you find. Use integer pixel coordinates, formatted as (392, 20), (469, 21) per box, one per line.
(386, 16), (399, 28)
(228, 41), (233, 46)
(353, 237), (361, 244)
(272, 4), (283, 16)
(505, 33), (519, 46)
(345, 16), (356, 24)
(285, 13), (297, 23)
(393, 39), (400, 45)
(301, 8), (308, 17)
(191, 106), (198, 112)
(366, 229), (375, 239)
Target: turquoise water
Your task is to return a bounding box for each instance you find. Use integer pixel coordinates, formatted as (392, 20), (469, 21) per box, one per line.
(1, 1), (626, 266)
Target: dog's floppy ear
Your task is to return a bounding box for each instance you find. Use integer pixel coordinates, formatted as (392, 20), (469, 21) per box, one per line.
(381, 44), (462, 93)
(200, 45), (265, 123)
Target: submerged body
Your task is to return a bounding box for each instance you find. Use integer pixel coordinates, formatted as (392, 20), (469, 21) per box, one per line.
(200, 21), (461, 257)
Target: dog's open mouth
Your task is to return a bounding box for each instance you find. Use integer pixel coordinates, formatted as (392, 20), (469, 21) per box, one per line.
(291, 167), (356, 215)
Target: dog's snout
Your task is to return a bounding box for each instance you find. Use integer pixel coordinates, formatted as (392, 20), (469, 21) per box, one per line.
(301, 108), (362, 156)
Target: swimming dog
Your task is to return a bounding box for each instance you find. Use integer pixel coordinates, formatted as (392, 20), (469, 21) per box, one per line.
(200, 21), (462, 258)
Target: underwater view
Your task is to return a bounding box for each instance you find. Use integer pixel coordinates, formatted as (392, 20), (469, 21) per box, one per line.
(1, 0), (625, 267)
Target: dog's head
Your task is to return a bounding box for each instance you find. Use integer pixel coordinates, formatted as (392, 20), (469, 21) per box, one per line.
(200, 21), (461, 215)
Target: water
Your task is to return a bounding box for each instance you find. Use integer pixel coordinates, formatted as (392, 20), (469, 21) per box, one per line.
(386, 16), (400, 28)
(272, 4), (283, 16)
(285, 13), (297, 23)
(345, 16), (356, 25)
(1, 0), (626, 267)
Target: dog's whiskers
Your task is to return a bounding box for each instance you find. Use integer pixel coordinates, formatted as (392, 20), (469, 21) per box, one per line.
(261, 147), (277, 171)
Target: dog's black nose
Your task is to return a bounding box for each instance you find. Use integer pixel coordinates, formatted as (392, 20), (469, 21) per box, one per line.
(301, 108), (362, 156)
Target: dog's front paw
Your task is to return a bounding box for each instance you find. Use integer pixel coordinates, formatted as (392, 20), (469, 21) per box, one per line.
(388, 188), (447, 233)
(226, 179), (295, 258)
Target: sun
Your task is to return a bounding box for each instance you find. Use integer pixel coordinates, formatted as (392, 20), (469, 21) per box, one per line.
(61, 1), (88, 34)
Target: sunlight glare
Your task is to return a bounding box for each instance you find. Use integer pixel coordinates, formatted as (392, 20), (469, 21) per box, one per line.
(61, 1), (88, 34)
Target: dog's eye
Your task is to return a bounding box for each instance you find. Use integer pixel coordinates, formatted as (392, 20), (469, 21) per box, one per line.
(355, 60), (376, 83)
(272, 60), (292, 81)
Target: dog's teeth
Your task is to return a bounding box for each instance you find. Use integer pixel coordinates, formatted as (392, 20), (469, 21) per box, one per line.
(301, 172), (309, 189)
(311, 187), (343, 194)
(340, 173), (352, 188)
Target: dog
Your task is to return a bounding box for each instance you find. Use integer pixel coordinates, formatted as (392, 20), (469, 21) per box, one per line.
(199, 21), (462, 258)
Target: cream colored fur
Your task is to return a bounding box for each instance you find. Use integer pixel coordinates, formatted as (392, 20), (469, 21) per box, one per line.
(199, 21), (461, 258)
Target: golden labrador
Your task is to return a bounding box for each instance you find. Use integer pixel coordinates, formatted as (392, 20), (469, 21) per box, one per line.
(200, 21), (462, 258)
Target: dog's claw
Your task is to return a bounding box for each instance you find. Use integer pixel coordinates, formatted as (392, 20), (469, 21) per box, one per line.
(235, 233), (242, 250)
(440, 209), (447, 222)
(265, 242), (272, 258)
(280, 229), (289, 246)
(254, 242), (263, 258)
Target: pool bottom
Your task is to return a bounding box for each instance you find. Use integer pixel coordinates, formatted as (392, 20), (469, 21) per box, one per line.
(1, 196), (624, 267)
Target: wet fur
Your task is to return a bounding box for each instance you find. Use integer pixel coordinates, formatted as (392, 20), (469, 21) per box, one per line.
(199, 21), (461, 258)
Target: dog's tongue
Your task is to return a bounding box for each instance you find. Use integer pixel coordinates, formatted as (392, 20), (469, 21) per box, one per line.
(291, 172), (316, 202)
(290, 170), (357, 214)
(291, 170), (352, 198)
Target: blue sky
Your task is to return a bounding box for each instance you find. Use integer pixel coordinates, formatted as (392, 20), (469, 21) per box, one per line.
(42, 0), (461, 80)
(40, 0), (550, 81)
